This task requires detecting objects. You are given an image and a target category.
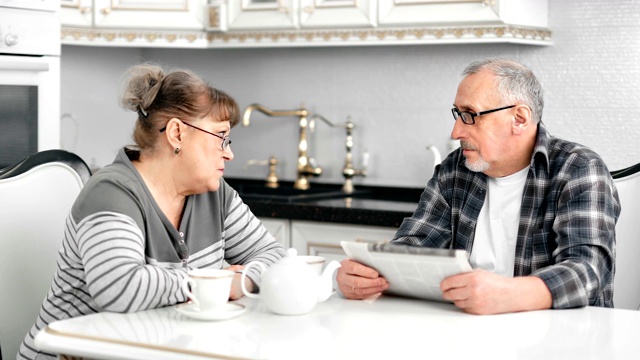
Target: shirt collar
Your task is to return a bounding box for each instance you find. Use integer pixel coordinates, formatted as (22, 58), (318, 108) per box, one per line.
(530, 121), (551, 174)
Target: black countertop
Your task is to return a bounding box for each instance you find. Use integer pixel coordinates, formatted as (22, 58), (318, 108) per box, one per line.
(224, 178), (422, 228)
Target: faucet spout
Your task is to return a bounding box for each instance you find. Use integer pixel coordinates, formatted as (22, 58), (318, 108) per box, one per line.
(241, 103), (321, 190)
(242, 103), (307, 127)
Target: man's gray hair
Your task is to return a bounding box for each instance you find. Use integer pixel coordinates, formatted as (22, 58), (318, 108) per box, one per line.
(462, 58), (544, 124)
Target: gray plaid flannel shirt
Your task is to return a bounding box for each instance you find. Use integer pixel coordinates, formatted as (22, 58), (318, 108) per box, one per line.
(393, 123), (620, 309)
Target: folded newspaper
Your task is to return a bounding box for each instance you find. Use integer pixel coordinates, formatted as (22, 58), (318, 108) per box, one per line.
(340, 241), (473, 302)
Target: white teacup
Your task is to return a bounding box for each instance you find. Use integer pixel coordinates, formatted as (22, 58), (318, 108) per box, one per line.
(182, 268), (234, 312)
(298, 255), (326, 275)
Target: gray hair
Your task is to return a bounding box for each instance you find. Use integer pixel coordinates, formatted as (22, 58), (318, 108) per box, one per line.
(462, 58), (544, 123)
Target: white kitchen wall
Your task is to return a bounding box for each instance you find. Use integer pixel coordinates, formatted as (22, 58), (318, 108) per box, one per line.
(61, 0), (640, 188)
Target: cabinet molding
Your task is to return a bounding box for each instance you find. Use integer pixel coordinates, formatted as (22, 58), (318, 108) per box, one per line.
(62, 24), (550, 47)
(207, 25), (550, 47)
(61, 27), (209, 47)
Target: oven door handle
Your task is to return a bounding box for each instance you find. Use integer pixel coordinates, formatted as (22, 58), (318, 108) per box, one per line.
(0, 61), (49, 72)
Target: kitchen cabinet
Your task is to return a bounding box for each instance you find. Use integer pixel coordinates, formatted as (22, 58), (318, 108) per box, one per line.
(258, 218), (397, 264)
(92, 0), (205, 30)
(298, 0), (376, 29)
(61, 0), (208, 47)
(61, 0), (551, 47)
(259, 217), (290, 248)
(378, 0), (547, 28)
(290, 220), (396, 264)
(226, 0), (297, 31)
(224, 0), (374, 31)
(209, 0), (550, 47)
(61, 0), (92, 27)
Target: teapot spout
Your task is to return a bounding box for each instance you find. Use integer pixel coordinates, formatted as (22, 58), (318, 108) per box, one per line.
(317, 260), (341, 303)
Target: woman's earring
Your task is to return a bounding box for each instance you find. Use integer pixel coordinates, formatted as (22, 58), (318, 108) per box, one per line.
(174, 147), (181, 155)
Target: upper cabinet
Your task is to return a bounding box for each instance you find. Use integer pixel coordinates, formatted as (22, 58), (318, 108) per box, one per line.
(378, 0), (547, 28)
(227, 0), (297, 30)
(92, 0), (206, 30)
(61, 0), (551, 48)
(225, 0), (375, 30)
(61, 0), (92, 27)
(299, 0), (376, 29)
(61, 0), (208, 47)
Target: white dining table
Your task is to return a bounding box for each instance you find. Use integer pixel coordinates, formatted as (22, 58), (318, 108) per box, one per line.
(35, 294), (640, 360)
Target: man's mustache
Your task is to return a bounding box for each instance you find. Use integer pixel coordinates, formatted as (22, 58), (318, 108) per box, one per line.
(460, 141), (477, 151)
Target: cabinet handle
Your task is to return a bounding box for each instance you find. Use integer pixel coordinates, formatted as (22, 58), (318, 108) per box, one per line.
(303, 6), (314, 14)
(80, 7), (91, 14)
(482, 0), (496, 6)
(101, 7), (111, 15)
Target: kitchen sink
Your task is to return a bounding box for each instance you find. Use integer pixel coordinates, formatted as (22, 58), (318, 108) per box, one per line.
(224, 178), (422, 205)
(225, 178), (369, 203)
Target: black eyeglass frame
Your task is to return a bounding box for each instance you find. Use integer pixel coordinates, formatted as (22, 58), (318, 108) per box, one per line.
(451, 104), (517, 125)
(159, 120), (232, 151)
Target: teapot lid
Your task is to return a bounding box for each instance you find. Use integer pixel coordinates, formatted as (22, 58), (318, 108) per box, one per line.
(278, 248), (306, 266)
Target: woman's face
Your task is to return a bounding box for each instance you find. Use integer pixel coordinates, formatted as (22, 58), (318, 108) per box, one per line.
(179, 115), (234, 194)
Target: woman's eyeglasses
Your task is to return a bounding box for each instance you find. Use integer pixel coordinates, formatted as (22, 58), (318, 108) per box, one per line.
(160, 120), (232, 151)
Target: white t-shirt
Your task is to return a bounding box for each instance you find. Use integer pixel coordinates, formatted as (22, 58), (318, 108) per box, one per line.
(470, 166), (529, 277)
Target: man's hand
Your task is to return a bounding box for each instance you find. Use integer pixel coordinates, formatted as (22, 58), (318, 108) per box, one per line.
(336, 259), (389, 299)
(440, 269), (552, 315)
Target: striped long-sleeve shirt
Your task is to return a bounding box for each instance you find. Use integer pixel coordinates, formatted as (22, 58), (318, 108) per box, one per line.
(19, 147), (286, 360)
(393, 123), (620, 309)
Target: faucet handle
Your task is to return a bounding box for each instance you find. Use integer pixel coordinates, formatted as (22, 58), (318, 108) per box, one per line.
(361, 150), (370, 170)
(246, 156), (280, 188)
(426, 145), (442, 168)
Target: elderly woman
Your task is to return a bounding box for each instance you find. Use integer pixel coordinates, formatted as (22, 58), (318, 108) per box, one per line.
(19, 64), (286, 360)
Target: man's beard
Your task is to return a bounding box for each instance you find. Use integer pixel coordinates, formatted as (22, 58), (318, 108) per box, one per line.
(461, 141), (490, 173)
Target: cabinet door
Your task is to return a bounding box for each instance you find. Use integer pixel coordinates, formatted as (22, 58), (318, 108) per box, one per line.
(378, 0), (501, 27)
(299, 0), (376, 29)
(61, 0), (93, 27)
(378, 0), (548, 28)
(291, 221), (396, 264)
(259, 218), (290, 248)
(228, 0), (298, 30)
(93, 0), (206, 30)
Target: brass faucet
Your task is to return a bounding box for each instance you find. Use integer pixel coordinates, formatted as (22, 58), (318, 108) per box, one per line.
(246, 156), (280, 189)
(340, 118), (367, 194)
(309, 114), (367, 194)
(242, 104), (322, 190)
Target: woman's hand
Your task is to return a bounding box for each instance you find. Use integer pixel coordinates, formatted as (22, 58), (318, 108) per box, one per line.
(225, 264), (253, 300)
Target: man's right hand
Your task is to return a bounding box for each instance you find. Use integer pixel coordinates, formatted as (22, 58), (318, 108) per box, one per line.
(336, 259), (389, 299)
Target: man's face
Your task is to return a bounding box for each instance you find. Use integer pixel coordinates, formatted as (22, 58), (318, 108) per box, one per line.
(451, 70), (516, 178)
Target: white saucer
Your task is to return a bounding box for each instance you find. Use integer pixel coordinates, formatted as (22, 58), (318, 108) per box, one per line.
(175, 302), (246, 321)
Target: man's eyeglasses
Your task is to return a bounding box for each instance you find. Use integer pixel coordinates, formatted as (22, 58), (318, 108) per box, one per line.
(159, 120), (232, 151)
(451, 105), (516, 125)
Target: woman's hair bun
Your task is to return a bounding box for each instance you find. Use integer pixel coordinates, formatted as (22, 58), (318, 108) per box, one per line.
(120, 63), (165, 114)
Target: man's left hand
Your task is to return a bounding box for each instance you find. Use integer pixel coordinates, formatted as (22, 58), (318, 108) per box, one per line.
(440, 269), (552, 315)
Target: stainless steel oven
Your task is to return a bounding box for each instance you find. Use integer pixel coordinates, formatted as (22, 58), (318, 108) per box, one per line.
(0, 1), (61, 167)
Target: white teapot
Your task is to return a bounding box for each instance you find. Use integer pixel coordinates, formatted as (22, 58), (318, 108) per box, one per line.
(241, 248), (341, 315)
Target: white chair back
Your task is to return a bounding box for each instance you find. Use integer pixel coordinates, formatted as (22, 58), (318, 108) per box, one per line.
(0, 150), (90, 360)
(611, 163), (640, 310)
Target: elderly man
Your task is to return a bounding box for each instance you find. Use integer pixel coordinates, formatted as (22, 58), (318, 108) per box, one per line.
(337, 58), (620, 315)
